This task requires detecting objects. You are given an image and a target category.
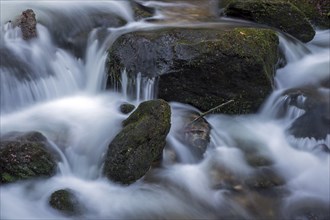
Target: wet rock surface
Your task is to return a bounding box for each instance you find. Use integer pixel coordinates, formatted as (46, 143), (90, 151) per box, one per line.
(224, 0), (315, 42)
(18, 9), (37, 40)
(288, 0), (330, 28)
(49, 189), (81, 216)
(119, 102), (135, 114)
(0, 131), (57, 184)
(103, 99), (171, 184)
(107, 27), (279, 114)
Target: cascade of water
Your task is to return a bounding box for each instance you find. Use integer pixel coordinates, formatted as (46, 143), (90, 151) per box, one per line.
(1, 23), (85, 114)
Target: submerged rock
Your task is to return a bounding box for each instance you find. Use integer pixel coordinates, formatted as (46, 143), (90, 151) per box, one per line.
(132, 1), (154, 20)
(107, 27), (279, 114)
(224, 0), (315, 42)
(285, 88), (330, 140)
(103, 99), (171, 184)
(119, 102), (135, 114)
(178, 111), (211, 161)
(49, 189), (81, 216)
(18, 9), (37, 40)
(283, 197), (330, 220)
(0, 131), (57, 184)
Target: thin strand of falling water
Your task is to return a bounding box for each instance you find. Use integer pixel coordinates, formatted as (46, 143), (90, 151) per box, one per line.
(143, 76), (157, 100)
(136, 72), (142, 102)
(47, 140), (72, 176)
(121, 68), (128, 99)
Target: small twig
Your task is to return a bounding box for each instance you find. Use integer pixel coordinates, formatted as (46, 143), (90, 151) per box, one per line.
(189, 100), (234, 124)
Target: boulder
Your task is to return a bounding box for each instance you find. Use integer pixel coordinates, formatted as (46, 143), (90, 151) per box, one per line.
(0, 131), (57, 184)
(224, 0), (315, 42)
(288, 0), (330, 29)
(119, 102), (135, 114)
(103, 99), (171, 184)
(107, 27), (279, 114)
(49, 189), (81, 216)
(18, 9), (37, 40)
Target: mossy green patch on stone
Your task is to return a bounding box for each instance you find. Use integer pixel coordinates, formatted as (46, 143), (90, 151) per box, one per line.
(0, 132), (57, 184)
(287, 0), (330, 28)
(224, 0), (315, 42)
(49, 189), (81, 216)
(107, 27), (279, 114)
(103, 99), (171, 184)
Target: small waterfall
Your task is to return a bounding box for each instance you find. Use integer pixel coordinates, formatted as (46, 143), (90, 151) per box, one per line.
(119, 69), (157, 102)
(1, 23), (84, 114)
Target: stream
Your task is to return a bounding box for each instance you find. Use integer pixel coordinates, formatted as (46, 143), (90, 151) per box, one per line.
(0, 0), (329, 219)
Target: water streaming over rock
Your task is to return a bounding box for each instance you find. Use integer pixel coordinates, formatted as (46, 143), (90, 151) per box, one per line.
(1, 1), (329, 219)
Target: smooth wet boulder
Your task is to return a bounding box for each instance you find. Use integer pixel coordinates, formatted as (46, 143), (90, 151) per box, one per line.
(119, 102), (135, 114)
(0, 131), (57, 184)
(224, 0), (315, 42)
(103, 99), (171, 184)
(49, 189), (81, 216)
(17, 9), (37, 40)
(107, 27), (279, 114)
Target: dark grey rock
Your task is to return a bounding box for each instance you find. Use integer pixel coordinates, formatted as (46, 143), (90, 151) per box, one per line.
(103, 99), (171, 184)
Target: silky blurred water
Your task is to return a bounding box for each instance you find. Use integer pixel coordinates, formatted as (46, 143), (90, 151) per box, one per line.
(0, 1), (329, 219)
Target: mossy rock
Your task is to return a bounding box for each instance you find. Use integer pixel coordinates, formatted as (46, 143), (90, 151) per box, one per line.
(119, 102), (135, 114)
(49, 189), (81, 216)
(0, 131), (57, 184)
(107, 27), (279, 114)
(103, 99), (171, 184)
(288, 0), (330, 28)
(224, 0), (315, 42)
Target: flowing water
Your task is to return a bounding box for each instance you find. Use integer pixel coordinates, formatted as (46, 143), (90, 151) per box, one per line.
(1, 1), (329, 219)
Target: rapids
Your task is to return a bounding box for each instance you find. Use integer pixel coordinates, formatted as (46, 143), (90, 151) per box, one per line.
(0, 0), (329, 219)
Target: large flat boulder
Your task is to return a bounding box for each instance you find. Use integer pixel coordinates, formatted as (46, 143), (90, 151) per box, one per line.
(103, 99), (171, 184)
(107, 27), (279, 114)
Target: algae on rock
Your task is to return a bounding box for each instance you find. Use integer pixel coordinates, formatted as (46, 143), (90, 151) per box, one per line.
(107, 27), (279, 114)
(224, 0), (315, 42)
(0, 131), (57, 184)
(103, 99), (171, 184)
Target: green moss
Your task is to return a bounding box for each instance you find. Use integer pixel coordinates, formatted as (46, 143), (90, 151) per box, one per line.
(1, 172), (15, 182)
(103, 99), (171, 184)
(287, 0), (330, 28)
(49, 189), (80, 216)
(0, 135), (57, 184)
(225, 0), (315, 42)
